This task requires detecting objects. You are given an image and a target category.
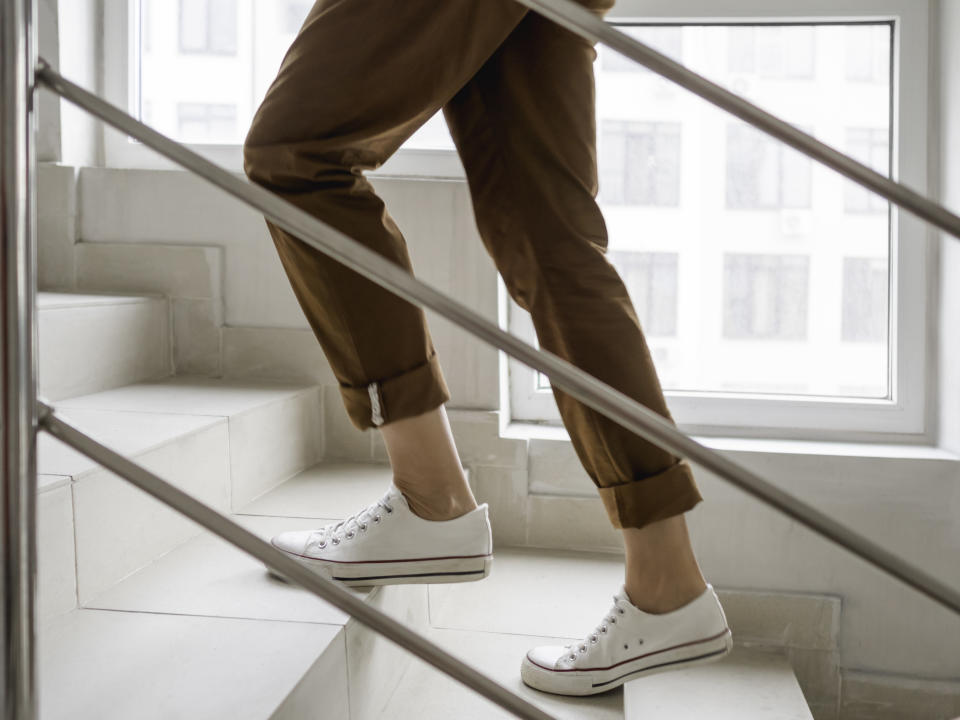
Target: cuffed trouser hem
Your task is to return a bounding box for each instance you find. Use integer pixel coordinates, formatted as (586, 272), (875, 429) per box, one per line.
(339, 352), (451, 431)
(597, 460), (703, 530)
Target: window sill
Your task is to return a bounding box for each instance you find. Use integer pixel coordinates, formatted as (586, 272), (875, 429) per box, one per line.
(504, 420), (959, 462)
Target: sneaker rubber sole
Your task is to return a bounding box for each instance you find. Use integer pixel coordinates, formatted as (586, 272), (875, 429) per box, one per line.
(267, 553), (493, 587)
(521, 627), (733, 696)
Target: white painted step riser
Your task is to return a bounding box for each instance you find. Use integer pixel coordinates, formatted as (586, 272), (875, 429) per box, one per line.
(37, 484), (78, 625)
(66, 421), (231, 606)
(345, 584), (430, 720)
(39, 296), (171, 401)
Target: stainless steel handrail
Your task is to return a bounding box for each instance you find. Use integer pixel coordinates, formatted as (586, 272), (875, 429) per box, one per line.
(38, 403), (554, 720)
(1, 0), (39, 718)
(516, 0), (960, 242)
(35, 64), (960, 618)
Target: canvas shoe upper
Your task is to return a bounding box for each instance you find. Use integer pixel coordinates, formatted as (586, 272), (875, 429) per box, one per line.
(521, 584), (732, 696)
(270, 484), (493, 586)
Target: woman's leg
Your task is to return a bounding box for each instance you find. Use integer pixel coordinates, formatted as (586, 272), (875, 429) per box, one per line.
(244, 0), (531, 520)
(442, 10), (706, 607)
(441, 11), (729, 694)
(244, 0), (528, 434)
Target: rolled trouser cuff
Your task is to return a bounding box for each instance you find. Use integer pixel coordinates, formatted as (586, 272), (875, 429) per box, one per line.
(339, 352), (451, 430)
(597, 460), (702, 530)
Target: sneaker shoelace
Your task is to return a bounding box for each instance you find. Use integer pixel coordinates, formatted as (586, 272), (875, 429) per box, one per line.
(306, 495), (395, 550)
(562, 594), (627, 663)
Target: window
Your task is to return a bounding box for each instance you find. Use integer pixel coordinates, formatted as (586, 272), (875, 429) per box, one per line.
(726, 123), (811, 209)
(179, 0), (238, 55)
(603, 27), (682, 73)
(845, 128), (890, 214)
(846, 25), (890, 82)
(608, 251), (679, 336)
(601, 121), (681, 206)
(726, 26), (815, 79)
(281, 1), (312, 34)
(507, 13), (925, 439)
(177, 103), (237, 142)
(126, 0), (456, 168)
(723, 254), (809, 340)
(842, 257), (888, 343)
(108, 0), (931, 438)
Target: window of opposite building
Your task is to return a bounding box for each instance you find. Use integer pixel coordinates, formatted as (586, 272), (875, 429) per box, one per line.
(178, 0), (238, 55)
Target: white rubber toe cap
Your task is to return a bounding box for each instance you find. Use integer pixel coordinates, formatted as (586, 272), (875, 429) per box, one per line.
(524, 645), (570, 670)
(271, 530), (312, 556)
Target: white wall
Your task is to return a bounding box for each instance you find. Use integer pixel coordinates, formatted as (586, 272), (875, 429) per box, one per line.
(36, 0), (101, 166)
(939, 1), (960, 455)
(37, 0), (60, 162)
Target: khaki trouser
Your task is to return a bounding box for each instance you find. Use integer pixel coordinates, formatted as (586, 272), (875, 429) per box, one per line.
(242, 0), (702, 530)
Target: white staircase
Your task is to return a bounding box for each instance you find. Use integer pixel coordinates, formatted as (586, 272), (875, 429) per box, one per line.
(35, 285), (817, 719)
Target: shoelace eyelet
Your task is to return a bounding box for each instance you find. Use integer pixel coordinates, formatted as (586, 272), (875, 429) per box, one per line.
(385, 507), (393, 514)
(331, 537), (341, 545)
(346, 531), (355, 540)
(618, 608), (625, 615)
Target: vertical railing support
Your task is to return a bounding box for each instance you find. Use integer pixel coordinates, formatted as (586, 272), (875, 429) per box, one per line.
(1, 0), (40, 717)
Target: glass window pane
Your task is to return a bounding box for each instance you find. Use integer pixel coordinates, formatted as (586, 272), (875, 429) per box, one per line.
(602, 26), (682, 73)
(281, 0), (312, 34)
(178, 0), (208, 52)
(842, 257), (888, 342)
(599, 122), (627, 205)
(208, 0), (238, 54)
(723, 254), (809, 340)
(727, 27), (755, 73)
(608, 251), (679, 336)
(845, 127), (889, 213)
(596, 23), (891, 398)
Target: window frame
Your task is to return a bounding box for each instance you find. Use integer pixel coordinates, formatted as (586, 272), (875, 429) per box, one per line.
(508, 0), (933, 443)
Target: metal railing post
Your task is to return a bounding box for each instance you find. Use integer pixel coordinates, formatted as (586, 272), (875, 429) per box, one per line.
(1, 0), (40, 718)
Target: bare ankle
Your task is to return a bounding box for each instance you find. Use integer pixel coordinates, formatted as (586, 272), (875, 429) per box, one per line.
(623, 577), (707, 614)
(393, 477), (478, 522)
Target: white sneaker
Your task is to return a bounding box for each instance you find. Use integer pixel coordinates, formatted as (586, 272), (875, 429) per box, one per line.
(269, 484), (493, 586)
(521, 584), (732, 696)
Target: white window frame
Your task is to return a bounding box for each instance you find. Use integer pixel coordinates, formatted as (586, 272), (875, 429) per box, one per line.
(508, 0), (933, 443)
(101, 0), (466, 178)
(103, 0), (933, 442)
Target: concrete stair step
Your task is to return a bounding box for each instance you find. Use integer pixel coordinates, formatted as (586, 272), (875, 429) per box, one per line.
(38, 291), (170, 401)
(37, 378), (323, 616)
(40, 607), (349, 720)
(40, 462), (421, 720)
(624, 646), (814, 719)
